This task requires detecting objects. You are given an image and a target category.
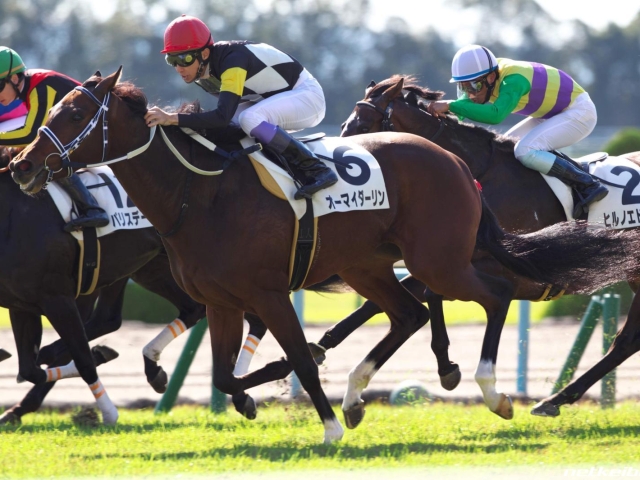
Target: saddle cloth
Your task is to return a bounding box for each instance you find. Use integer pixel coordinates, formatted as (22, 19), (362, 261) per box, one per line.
(47, 166), (152, 241)
(240, 136), (390, 220)
(541, 153), (640, 229)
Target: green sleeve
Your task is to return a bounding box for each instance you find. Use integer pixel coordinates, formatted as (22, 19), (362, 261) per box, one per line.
(448, 74), (531, 125)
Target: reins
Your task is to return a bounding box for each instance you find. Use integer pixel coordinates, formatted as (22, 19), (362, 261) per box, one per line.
(356, 97), (446, 142)
(36, 85), (261, 237)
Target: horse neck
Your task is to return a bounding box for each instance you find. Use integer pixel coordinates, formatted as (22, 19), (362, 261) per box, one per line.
(108, 127), (252, 238)
(395, 106), (566, 231)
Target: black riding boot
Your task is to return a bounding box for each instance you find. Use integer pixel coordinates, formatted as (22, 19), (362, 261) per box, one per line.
(57, 174), (110, 232)
(547, 156), (608, 218)
(267, 127), (338, 200)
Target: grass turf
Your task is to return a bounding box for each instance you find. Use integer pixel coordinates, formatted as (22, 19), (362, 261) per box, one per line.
(1, 402), (639, 478)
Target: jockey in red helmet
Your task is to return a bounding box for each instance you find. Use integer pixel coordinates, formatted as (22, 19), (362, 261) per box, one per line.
(145, 14), (337, 200)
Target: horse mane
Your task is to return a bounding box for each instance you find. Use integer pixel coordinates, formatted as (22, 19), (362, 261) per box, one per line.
(370, 74), (516, 151)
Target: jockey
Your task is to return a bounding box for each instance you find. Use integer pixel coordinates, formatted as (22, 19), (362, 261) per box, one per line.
(0, 47), (109, 231)
(427, 44), (608, 218)
(144, 14), (338, 200)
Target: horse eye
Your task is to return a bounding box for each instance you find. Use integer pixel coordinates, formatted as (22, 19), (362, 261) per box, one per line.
(72, 113), (83, 122)
(360, 127), (369, 134)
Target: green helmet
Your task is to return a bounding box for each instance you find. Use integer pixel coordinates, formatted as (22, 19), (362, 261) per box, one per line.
(0, 47), (25, 79)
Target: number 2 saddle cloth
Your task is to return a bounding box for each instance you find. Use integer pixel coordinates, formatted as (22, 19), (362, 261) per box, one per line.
(541, 152), (640, 229)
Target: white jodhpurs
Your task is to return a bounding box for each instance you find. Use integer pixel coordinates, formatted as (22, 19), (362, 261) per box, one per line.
(506, 92), (597, 174)
(236, 69), (326, 135)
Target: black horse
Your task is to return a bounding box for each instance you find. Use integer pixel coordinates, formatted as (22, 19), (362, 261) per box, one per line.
(0, 146), (213, 424)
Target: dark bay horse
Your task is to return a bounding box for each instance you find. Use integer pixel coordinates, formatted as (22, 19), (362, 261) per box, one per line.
(9, 68), (635, 439)
(338, 74), (640, 417)
(0, 149), (212, 425)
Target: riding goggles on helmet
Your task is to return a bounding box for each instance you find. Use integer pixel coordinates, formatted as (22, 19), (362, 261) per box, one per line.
(165, 51), (199, 68)
(458, 78), (486, 94)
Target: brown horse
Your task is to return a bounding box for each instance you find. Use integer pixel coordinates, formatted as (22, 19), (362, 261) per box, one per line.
(338, 74), (640, 417)
(9, 68), (634, 439)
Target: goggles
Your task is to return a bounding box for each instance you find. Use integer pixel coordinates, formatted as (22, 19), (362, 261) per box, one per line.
(458, 77), (486, 95)
(165, 51), (199, 68)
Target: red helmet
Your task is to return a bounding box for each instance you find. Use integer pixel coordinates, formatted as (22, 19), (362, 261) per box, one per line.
(161, 14), (213, 54)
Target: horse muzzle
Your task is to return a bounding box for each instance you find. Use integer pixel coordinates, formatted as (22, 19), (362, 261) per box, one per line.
(10, 159), (47, 194)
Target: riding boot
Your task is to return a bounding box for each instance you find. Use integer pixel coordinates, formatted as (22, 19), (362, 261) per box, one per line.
(547, 156), (608, 218)
(266, 127), (338, 200)
(57, 174), (110, 232)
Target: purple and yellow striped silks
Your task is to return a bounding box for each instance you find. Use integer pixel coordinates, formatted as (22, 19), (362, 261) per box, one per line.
(492, 58), (585, 119)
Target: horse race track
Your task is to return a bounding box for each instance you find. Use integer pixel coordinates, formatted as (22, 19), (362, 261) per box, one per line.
(1, 403), (639, 479)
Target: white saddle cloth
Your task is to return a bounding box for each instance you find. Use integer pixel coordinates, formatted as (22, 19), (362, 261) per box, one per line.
(47, 166), (153, 240)
(541, 153), (640, 229)
(241, 136), (390, 219)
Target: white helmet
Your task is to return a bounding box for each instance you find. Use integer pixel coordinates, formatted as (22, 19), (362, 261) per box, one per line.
(450, 45), (498, 83)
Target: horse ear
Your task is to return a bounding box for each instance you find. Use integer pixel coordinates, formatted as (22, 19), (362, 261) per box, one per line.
(368, 80), (376, 88)
(382, 77), (404, 100)
(94, 70), (102, 77)
(95, 66), (123, 96)
(365, 79), (376, 96)
(404, 91), (418, 105)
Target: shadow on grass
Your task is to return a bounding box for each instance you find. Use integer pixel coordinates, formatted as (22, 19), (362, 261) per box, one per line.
(458, 423), (640, 442)
(69, 439), (551, 463)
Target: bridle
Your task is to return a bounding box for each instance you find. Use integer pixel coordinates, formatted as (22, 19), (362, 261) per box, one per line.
(37, 86), (157, 188)
(355, 95), (446, 142)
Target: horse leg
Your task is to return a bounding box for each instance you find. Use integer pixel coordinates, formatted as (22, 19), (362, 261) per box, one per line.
(0, 348), (10, 363)
(41, 296), (118, 425)
(403, 246), (514, 419)
(9, 310), (44, 385)
(209, 296), (343, 443)
(339, 265), (430, 429)
(229, 312), (267, 419)
(131, 257), (207, 393)
(37, 285), (124, 367)
(532, 292), (640, 417)
(423, 288), (461, 390)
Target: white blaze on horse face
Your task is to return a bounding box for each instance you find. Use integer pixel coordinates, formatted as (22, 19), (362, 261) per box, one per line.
(474, 359), (502, 411)
(323, 417), (345, 444)
(342, 359), (377, 410)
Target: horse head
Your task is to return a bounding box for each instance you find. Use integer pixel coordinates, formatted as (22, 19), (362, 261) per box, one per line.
(10, 67), (125, 194)
(341, 75), (445, 138)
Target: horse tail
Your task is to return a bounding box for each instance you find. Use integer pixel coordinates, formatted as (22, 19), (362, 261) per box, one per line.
(475, 195), (639, 293)
(304, 274), (354, 294)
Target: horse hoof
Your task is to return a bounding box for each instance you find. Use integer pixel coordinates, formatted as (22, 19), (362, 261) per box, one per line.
(0, 348), (12, 363)
(0, 411), (21, 426)
(492, 393), (514, 420)
(307, 342), (326, 365)
(440, 366), (461, 391)
(343, 401), (365, 429)
(92, 345), (119, 365)
(149, 367), (168, 394)
(233, 393), (257, 420)
(531, 400), (560, 417)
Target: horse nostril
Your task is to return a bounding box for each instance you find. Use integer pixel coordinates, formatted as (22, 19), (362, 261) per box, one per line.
(18, 161), (31, 172)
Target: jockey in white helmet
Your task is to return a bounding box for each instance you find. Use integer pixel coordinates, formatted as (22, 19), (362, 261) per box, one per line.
(427, 44), (607, 219)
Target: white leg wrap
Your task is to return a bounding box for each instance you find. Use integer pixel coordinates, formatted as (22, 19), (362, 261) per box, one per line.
(323, 417), (345, 444)
(89, 379), (118, 425)
(233, 334), (260, 376)
(44, 361), (80, 382)
(342, 359), (377, 410)
(474, 359), (502, 411)
(143, 319), (187, 362)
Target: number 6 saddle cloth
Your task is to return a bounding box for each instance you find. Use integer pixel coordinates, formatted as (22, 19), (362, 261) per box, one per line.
(540, 153), (640, 228)
(241, 135), (390, 220)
